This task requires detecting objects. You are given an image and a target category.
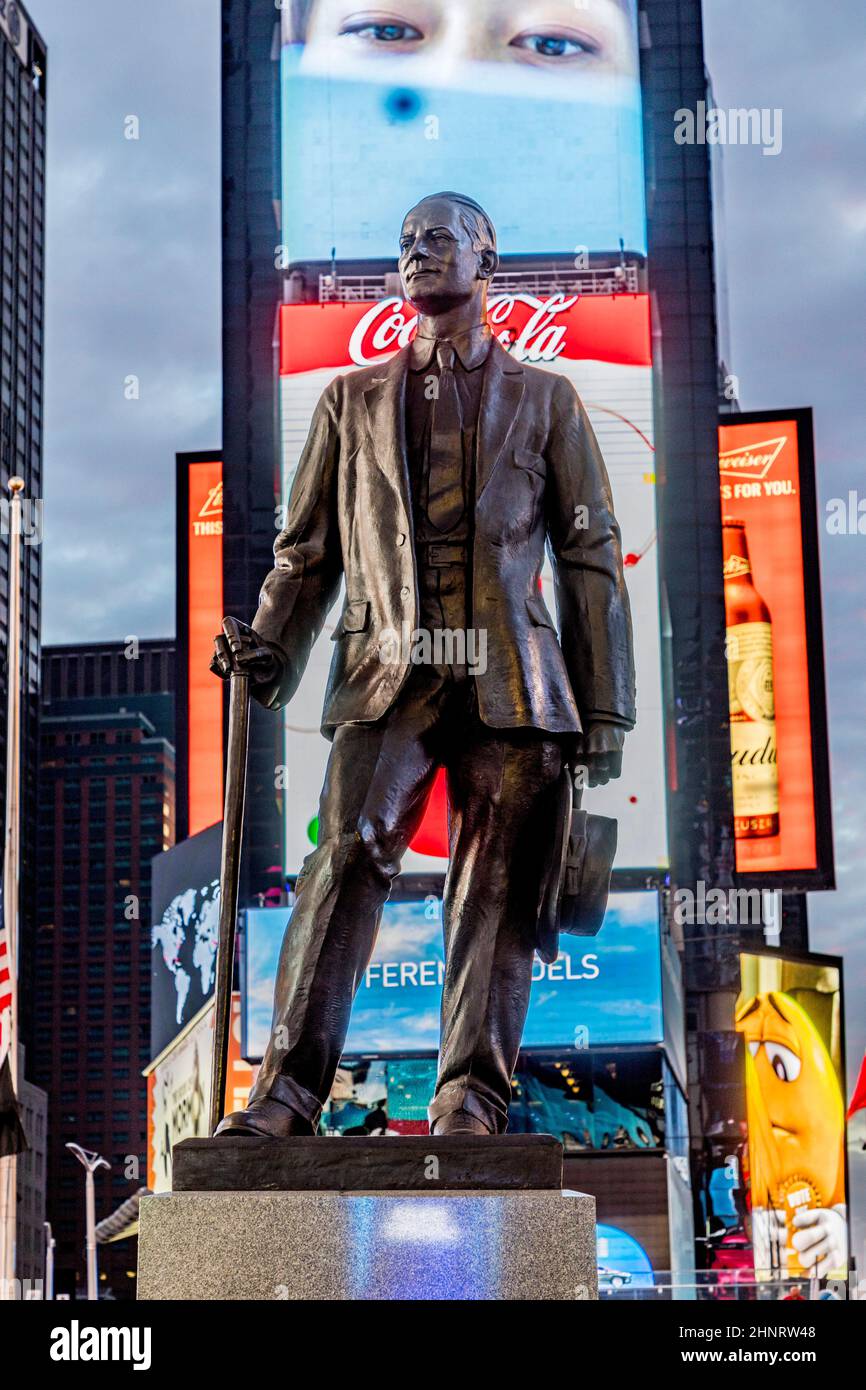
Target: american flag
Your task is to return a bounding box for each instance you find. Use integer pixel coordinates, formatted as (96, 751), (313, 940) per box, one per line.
(0, 875), (10, 1034)
(0, 873), (27, 1157)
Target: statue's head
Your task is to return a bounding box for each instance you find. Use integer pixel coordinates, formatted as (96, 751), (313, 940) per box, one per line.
(399, 192), (498, 314)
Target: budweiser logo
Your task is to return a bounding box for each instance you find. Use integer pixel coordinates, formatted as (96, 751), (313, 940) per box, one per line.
(723, 555), (751, 580)
(719, 436), (786, 480)
(348, 294), (580, 368)
(198, 482), (223, 518)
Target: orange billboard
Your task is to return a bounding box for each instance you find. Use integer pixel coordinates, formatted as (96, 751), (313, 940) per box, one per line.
(179, 456), (224, 837)
(718, 412), (832, 883)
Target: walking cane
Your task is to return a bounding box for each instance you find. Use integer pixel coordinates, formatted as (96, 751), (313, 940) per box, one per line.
(209, 620), (252, 1136)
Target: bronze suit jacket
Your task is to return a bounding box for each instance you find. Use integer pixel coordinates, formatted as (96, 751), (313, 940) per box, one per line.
(251, 338), (636, 737)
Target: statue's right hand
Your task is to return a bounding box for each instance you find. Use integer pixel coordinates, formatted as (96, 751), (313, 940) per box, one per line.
(211, 617), (280, 684)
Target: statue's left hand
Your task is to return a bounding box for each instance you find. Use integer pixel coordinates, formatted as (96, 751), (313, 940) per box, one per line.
(576, 722), (626, 787)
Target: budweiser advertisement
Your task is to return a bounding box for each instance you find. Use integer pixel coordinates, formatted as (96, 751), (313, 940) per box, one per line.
(280, 1), (646, 263)
(719, 411), (833, 885)
(279, 294), (667, 874)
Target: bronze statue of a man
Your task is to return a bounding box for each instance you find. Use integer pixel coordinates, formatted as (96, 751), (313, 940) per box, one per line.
(212, 192), (635, 1138)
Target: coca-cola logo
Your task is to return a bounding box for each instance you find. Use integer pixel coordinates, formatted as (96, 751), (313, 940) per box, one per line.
(347, 294), (580, 368)
(719, 436), (786, 481)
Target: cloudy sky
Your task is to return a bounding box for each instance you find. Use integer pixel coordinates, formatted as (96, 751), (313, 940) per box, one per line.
(701, 0), (866, 1073)
(38, 0), (221, 643)
(36, 1), (864, 1066)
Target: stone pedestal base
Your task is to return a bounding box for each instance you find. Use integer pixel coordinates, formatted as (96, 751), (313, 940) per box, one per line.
(138, 1188), (597, 1301)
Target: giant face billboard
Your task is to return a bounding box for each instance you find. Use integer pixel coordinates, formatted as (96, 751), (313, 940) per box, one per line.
(280, 0), (646, 265)
(718, 410), (833, 886)
(276, 0), (668, 878)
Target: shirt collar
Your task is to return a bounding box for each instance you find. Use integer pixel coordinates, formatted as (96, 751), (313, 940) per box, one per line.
(409, 322), (492, 373)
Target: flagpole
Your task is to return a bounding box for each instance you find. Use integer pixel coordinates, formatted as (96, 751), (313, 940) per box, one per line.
(0, 476), (24, 1296)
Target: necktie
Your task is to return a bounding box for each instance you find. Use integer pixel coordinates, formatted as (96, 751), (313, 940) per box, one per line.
(426, 342), (465, 533)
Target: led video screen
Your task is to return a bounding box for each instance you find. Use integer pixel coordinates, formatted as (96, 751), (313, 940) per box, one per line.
(719, 411), (833, 885)
(242, 889), (662, 1059)
(280, 0), (647, 262)
(736, 953), (847, 1282)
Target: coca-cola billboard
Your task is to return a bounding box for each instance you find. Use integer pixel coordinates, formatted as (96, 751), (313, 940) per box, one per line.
(279, 293), (651, 376)
(276, 294), (667, 878)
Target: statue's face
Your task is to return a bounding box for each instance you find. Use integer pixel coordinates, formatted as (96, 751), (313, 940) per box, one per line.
(399, 197), (490, 312)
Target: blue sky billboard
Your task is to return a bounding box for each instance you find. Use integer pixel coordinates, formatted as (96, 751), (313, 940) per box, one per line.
(242, 889), (663, 1059)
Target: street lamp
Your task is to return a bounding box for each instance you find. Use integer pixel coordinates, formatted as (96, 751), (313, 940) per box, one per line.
(66, 1144), (110, 1301)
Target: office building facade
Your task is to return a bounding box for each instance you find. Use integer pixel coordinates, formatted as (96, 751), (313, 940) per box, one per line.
(33, 639), (175, 1298)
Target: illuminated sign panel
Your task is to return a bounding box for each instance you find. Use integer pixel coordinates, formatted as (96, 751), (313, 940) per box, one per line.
(279, 6), (646, 261)
(150, 813), (222, 1061)
(277, 1), (668, 877)
(145, 993), (252, 1193)
(278, 296), (666, 874)
(736, 953), (847, 1281)
(718, 411), (833, 884)
(177, 455), (224, 839)
(242, 890), (663, 1059)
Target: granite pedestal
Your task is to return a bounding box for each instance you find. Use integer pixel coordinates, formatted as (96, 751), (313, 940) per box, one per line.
(138, 1137), (597, 1301)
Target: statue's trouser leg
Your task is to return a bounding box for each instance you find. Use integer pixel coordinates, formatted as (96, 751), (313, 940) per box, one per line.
(428, 723), (566, 1135)
(248, 664), (451, 1126)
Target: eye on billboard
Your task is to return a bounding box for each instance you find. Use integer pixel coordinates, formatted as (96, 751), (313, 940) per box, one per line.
(718, 410), (833, 886)
(736, 952), (847, 1282)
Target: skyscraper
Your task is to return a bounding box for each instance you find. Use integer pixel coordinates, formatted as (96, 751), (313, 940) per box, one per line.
(0, 0), (48, 1063)
(34, 639), (175, 1299)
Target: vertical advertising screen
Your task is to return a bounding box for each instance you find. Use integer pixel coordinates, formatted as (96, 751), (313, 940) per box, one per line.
(146, 994), (252, 1193)
(736, 953), (847, 1282)
(277, 1), (667, 877)
(177, 453), (224, 839)
(149, 821), (222, 1061)
(718, 411), (833, 885)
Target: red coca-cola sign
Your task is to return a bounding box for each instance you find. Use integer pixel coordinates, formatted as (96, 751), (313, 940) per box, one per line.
(280, 293), (651, 376)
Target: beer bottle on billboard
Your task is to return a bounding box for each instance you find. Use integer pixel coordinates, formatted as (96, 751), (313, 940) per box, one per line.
(723, 519), (779, 839)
